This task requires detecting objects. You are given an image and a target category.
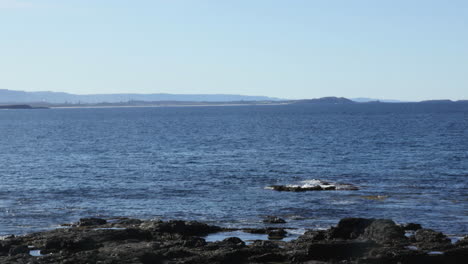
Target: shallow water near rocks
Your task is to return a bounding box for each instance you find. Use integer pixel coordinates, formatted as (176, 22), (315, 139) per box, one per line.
(1, 104), (467, 236)
(204, 231), (269, 244)
(29, 250), (44, 257)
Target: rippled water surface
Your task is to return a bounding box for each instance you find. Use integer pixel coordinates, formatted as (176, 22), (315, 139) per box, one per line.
(1, 104), (467, 235)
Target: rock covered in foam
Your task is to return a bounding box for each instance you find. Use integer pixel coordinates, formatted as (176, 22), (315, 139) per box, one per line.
(266, 179), (358, 192)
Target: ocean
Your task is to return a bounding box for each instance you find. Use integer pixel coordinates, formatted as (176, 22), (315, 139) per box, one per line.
(1, 103), (467, 236)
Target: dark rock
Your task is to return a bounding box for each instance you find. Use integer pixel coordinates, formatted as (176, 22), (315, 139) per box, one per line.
(203, 248), (249, 264)
(140, 253), (166, 264)
(329, 217), (375, 239)
(248, 252), (286, 262)
(263, 216), (286, 224)
(180, 237), (207, 248)
(250, 240), (279, 249)
(162, 247), (194, 258)
(304, 241), (377, 261)
(243, 228), (268, 234)
(267, 229), (287, 240)
(444, 245), (468, 264)
(366, 246), (432, 263)
(219, 237), (246, 248)
(94, 228), (152, 242)
(295, 230), (328, 243)
(0, 217), (464, 264)
(363, 219), (406, 245)
(455, 236), (468, 247)
(268, 185), (324, 192)
(8, 245), (29, 256)
(204, 237), (246, 252)
(141, 220), (221, 236)
(78, 218), (107, 227)
(412, 229), (452, 250)
(0, 242), (11, 255)
(403, 223), (422, 231)
(45, 237), (97, 252)
(114, 218), (143, 225)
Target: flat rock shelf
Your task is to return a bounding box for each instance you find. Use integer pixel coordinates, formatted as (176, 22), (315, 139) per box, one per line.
(1, 217), (467, 263)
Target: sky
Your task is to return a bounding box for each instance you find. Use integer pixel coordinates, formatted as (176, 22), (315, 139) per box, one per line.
(0, 0), (467, 100)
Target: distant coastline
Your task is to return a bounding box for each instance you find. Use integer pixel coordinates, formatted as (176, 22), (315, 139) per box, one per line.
(1, 89), (467, 107)
(2, 98), (468, 110)
(1, 90), (468, 110)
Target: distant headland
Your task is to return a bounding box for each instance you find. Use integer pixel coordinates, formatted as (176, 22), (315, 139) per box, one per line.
(0, 89), (467, 109)
(0, 104), (48, 110)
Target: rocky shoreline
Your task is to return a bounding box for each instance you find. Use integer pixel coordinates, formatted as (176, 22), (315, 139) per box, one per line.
(1, 217), (467, 263)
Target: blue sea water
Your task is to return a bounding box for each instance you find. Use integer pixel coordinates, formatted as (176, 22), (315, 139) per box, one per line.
(0, 103), (467, 236)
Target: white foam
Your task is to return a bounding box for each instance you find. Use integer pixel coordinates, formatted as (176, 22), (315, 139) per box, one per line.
(289, 179), (335, 189)
(295, 179), (357, 190)
(0, 235), (14, 241)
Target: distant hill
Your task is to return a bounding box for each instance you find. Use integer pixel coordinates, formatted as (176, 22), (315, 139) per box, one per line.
(0, 104), (48, 109)
(293, 97), (355, 104)
(351, 97), (405, 103)
(0, 89), (280, 104)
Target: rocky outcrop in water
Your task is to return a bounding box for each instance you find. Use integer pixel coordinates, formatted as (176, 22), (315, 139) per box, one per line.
(262, 216), (286, 224)
(0, 217), (466, 263)
(266, 179), (359, 192)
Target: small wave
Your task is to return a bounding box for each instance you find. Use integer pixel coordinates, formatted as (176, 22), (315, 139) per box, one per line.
(330, 200), (357, 205)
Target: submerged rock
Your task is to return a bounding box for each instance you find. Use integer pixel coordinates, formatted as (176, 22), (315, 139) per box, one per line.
(263, 216), (286, 224)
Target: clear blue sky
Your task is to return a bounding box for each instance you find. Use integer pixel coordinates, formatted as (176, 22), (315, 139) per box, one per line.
(1, 0), (467, 100)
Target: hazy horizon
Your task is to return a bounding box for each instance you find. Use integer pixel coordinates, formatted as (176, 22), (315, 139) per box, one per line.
(1, 0), (467, 100)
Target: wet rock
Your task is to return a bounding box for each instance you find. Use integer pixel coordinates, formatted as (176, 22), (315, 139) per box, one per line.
(78, 218), (107, 227)
(455, 236), (468, 247)
(403, 223), (422, 231)
(412, 229), (452, 250)
(114, 218), (143, 225)
(141, 220), (221, 236)
(0, 242), (11, 255)
(248, 252), (286, 263)
(444, 244), (468, 263)
(0, 217), (465, 264)
(267, 229), (287, 240)
(304, 241), (377, 261)
(45, 237), (97, 252)
(366, 246), (431, 263)
(295, 230), (328, 243)
(243, 228), (269, 234)
(250, 240), (279, 249)
(180, 237), (207, 248)
(267, 185), (325, 192)
(217, 237), (246, 248)
(329, 217), (375, 239)
(263, 216), (286, 224)
(8, 245), (29, 256)
(363, 219), (406, 245)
